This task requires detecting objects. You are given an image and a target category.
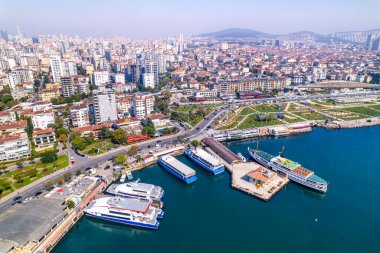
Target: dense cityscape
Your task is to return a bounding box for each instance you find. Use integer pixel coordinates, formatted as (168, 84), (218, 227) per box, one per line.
(1, 0), (380, 252)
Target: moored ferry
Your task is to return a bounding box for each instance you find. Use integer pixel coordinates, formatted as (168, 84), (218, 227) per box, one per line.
(84, 197), (163, 229)
(106, 179), (164, 202)
(185, 148), (225, 175)
(248, 147), (328, 193)
(158, 155), (197, 184)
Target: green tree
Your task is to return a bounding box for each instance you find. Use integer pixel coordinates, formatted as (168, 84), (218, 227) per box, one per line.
(63, 172), (72, 182)
(127, 145), (139, 156)
(69, 131), (81, 140)
(24, 117), (33, 139)
(162, 127), (171, 135)
(76, 169), (81, 176)
(1, 94), (13, 104)
(44, 181), (54, 190)
(56, 127), (69, 136)
(111, 129), (126, 144)
(66, 199), (75, 209)
(113, 154), (127, 165)
(99, 127), (112, 139)
(191, 140), (202, 147)
(54, 117), (64, 129)
(142, 126), (155, 137)
(41, 150), (58, 163)
(72, 136), (86, 150)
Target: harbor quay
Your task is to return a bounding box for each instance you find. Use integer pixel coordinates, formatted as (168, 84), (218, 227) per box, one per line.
(202, 139), (288, 201)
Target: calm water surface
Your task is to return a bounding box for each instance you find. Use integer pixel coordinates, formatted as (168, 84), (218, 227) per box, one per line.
(54, 127), (380, 253)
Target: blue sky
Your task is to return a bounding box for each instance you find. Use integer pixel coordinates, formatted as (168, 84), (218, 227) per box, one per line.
(1, 0), (379, 38)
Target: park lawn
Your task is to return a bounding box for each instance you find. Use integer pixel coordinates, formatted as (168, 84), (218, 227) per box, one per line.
(217, 115), (245, 130)
(288, 103), (308, 112)
(282, 113), (304, 123)
(325, 109), (367, 120)
(254, 105), (282, 113)
(0, 178), (13, 196)
(0, 155), (68, 196)
(369, 105), (380, 111)
(82, 139), (118, 156)
(237, 114), (283, 129)
(239, 107), (256, 116)
(293, 111), (332, 120)
(343, 106), (380, 117)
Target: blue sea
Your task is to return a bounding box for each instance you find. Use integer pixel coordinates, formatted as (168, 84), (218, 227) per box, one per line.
(54, 126), (380, 253)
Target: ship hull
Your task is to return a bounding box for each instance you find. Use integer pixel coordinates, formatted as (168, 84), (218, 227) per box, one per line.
(84, 212), (160, 229)
(185, 149), (225, 175)
(158, 158), (197, 184)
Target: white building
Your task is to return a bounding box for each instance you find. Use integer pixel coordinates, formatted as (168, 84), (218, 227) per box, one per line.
(70, 104), (89, 127)
(50, 56), (63, 83)
(93, 70), (110, 86)
(194, 89), (218, 98)
(132, 95), (154, 119)
(142, 73), (155, 89)
(31, 110), (55, 130)
(0, 133), (30, 161)
(144, 60), (159, 87)
(93, 89), (118, 124)
(7, 68), (34, 90)
(63, 61), (78, 76)
(111, 73), (125, 84)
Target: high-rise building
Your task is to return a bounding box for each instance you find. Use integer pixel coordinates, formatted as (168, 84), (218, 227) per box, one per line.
(63, 61), (78, 76)
(70, 104), (89, 128)
(144, 60), (158, 87)
(129, 64), (142, 84)
(50, 56), (63, 83)
(92, 69), (110, 85)
(132, 95), (154, 119)
(93, 89), (118, 124)
(366, 33), (380, 51)
(142, 73), (155, 89)
(61, 76), (75, 97)
(0, 30), (9, 41)
(158, 54), (168, 74)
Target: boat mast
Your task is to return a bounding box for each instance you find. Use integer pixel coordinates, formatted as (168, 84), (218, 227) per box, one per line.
(279, 146), (285, 157)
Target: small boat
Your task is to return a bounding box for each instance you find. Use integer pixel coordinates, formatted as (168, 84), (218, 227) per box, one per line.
(120, 174), (127, 183)
(237, 153), (246, 162)
(126, 170), (133, 180)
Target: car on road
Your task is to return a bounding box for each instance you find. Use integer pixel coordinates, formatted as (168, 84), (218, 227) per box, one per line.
(104, 165), (110, 170)
(34, 191), (43, 197)
(13, 196), (22, 202)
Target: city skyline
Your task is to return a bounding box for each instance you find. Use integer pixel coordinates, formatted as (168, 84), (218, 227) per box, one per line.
(1, 0), (380, 38)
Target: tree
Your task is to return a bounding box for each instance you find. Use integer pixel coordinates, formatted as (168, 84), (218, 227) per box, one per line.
(71, 136), (86, 150)
(66, 199), (75, 209)
(16, 161), (23, 169)
(162, 127), (171, 135)
(24, 117), (33, 139)
(113, 154), (127, 165)
(1, 94), (13, 104)
(161, 91), (172, 99)
(128, 145), (139, 156)
(99, 127), (112, 139)
(56, 127), (69, 136)
(111, 129), (126, 144)
(54, 117), (64, 129)
(59, 133), (68, 143)
(63, 172), (72, 182)
(142, 126), (155, 137)
(41, 150), (58, 163)
(191, 140), (202, 147)
(69, 131), (81, 141)
(44, 181), (54, 190)
(76, 169), (81, 176)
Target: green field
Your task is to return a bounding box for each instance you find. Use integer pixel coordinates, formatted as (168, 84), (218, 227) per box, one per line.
(293, 111), (332, 120)
(0, 155), (68, 197)
(82, 139), (118, 156)
(239, 107), (256, 115)
(217, 115), (245, 130)
(237, 114), (283, 129)
(282, 113), (304, 123)
(343, 106), (380, 117)
(254, 105), (283, 113)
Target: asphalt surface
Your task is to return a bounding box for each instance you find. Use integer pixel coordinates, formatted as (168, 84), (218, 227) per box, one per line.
(1, 91), (377, 211)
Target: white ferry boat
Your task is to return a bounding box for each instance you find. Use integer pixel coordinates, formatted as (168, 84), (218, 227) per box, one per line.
(106, 179), (165, 202)
(248, 147), (328, 193)
(158, 155), (197, 184)
(84, 197), (163, 229)
(185, 148), (225, 175)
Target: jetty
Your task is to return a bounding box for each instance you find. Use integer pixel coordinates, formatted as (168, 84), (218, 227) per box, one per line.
(202, 138), (288, 201)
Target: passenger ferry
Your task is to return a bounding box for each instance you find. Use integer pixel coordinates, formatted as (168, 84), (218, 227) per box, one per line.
(106, 179), (165, 202)
(158, 155), (197, 184)
(84, 197), (163, 229)
(237, 153), (247, 162)
(248, 147), (328, 193)
(185, 148), (225, 175)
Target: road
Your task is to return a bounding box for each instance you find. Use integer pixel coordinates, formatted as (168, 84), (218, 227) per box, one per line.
(0, 108), (223, 212)
(1, 90), (375, 211)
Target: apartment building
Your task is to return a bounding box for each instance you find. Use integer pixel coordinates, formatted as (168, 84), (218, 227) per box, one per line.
(93, 89), (117, 124)
(0, 133), (30, 161)
(32, 128), (56, 151)
(132, 95), (154, 119)
(70, 104), (89, 128)
(217, 77), (286, 92)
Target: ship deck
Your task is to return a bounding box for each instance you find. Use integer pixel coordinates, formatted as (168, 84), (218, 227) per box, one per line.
(161, 155), (195, 177)
(193, 148), (221, 166)
(254, 150), (273, 162)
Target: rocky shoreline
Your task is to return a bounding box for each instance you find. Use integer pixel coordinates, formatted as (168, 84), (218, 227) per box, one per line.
(317, 117), (380, 129)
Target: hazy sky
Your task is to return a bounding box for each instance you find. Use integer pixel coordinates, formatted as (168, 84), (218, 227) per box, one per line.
(1, 0), (379, 38)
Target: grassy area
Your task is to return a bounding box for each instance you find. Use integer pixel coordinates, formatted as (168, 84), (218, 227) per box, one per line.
(239, 107), (255, 115)
(369, 105), (380, 111)
(282, 113), (304, 123)
(343, 106), (380, 117)
(326, 109), (366, 120)
(254, 104), (283, 113)
(0, 155), (68, 196)
(217, 115), (245, 130)
(293, 110), (332, 120)
(82, 139), (118, 156)
(237, 114), (283, 129)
